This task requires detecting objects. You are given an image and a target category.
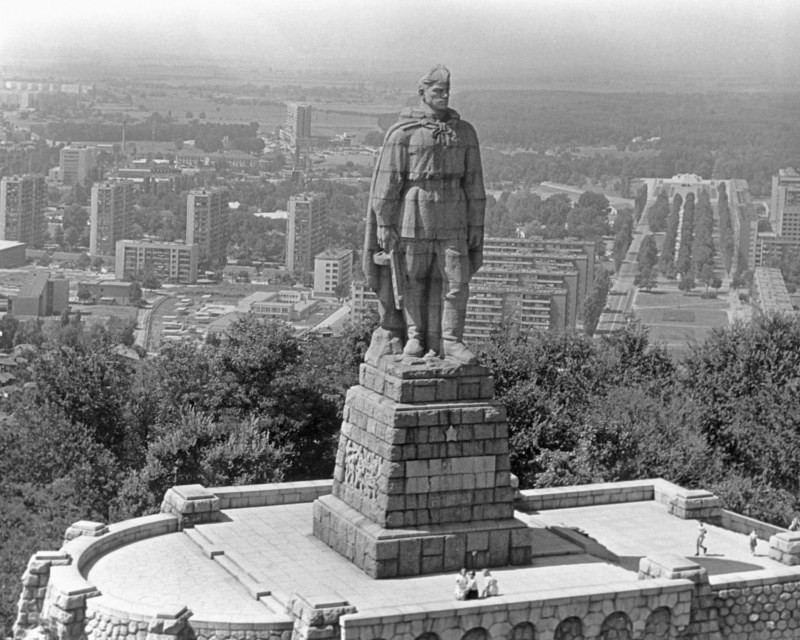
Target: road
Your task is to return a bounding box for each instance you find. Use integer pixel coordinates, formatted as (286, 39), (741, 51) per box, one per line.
(134, 295), (168, 352)
(595, 207), (652, 334)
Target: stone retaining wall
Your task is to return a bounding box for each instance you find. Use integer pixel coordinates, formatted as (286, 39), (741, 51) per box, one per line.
(712, 574), (800, 639)
(339, 579), (693, 640)
(84, 600), (292, 640)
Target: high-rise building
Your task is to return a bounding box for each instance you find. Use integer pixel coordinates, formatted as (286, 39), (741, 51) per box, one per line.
(59, 146), (97, 186)
(465, 240), (586, 340)
(483, 236), (596, 302)
(0, 174), (46, 246)
(286, 103), (312, 145)
(116, 240), (198, 284)
(286, 193), (327, 274)
(186, 188), (229, 264)
(90, 181), (134, 258)
(770, 168), (800, 242)
(314, 248), (353, 296)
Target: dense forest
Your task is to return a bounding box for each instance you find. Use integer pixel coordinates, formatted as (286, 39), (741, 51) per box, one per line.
(4, 312), (800, 634)
(459, 91), (800, 196)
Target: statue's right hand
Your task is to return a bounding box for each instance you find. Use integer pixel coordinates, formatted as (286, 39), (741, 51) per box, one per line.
(378, 226), (400, 252)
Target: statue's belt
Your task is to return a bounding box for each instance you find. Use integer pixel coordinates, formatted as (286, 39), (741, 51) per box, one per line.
(405, 177), (462, 189)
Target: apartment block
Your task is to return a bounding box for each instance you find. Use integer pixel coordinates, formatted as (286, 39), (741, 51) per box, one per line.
(116, 240), (198, 284)
(286, 193), (327, 274)
(187, 187), (229, 263)
(59, 145), (97, 186)
(314, 248), (353, 296)
(483, 236), (595, 302)
(90, 181), (134, 258)
(770, 168), (800, 242)
(285, 103), (312, 145)
(0, 174), (46, 246)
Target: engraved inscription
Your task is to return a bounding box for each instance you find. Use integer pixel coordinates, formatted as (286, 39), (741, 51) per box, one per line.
(343, 439), (381, 500)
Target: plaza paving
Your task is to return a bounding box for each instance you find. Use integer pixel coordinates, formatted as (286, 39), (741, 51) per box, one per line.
(84, 499), (786, 621)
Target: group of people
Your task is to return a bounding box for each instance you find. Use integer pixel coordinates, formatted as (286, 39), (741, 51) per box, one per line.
(454, 568), (498, 600)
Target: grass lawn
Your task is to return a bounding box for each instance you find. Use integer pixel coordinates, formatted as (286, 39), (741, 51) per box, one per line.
(633, 285), (728, 353)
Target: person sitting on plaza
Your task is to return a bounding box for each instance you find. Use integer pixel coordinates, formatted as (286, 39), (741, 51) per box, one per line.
(465, 570), (480, 600)
(454, 568), (468, 600)
(480, 569), (498, 598)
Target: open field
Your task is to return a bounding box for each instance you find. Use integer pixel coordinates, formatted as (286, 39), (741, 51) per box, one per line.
(633, 285), (729, 353)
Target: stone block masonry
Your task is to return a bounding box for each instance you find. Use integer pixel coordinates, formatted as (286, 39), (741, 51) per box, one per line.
(313, 358), (532, 578)
(334, 385), (513, 528)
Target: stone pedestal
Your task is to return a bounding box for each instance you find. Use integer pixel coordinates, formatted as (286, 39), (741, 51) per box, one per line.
(313, 357), (532, 578)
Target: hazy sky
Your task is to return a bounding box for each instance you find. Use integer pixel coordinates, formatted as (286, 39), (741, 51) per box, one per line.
(2, 0), (799, 85)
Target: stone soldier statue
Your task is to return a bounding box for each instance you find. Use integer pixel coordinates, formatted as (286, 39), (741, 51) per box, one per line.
(363, 64), (486, 365)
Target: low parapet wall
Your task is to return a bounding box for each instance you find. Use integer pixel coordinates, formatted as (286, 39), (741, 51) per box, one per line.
(210, 480), (332, 510)
(517, 478), (722, 522)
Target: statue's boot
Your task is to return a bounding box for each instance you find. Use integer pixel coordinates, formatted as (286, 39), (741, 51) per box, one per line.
(402, 290), (426, 357)
(441, 299), (477, 365)
(443, 340), (477, 365)
(365, 327), (404, 364)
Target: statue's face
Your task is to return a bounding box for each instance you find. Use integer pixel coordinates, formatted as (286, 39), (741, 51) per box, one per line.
(421, 82), (450, 116)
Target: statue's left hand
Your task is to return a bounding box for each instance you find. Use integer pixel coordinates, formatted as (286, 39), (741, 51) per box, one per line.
(467, 226), (483, 249)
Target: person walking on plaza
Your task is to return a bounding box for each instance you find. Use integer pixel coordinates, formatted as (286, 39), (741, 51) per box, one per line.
(750, 530), (758, 555)
(696, 522), (708, 555)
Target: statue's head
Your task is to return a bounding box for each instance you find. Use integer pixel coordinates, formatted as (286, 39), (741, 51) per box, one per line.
(418, 64), (450, 117)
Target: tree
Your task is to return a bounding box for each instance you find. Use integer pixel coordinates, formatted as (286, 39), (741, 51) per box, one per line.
(678, 273), (696, 294)
(634, 235), (658, 291)
(634, 184), (648, 220)
(634, 267), (658, 292)
(334, 281), (351, 303)
(130, 281), (143, 305)
(141, 272), (161, 289)
(647, 190), (669, 232)
(32, 337), (136, 458)
(113, 410), (290, 518)
(76, 253), (91, 269)
(92, 257), (105, 270)
(13, 320), (45, 347)
(77, 287), (92, 304)
(611, 209), (634, 273)
(0, 315), (20, 348)
(637, 235), (659, 272)
(579, 268), (611, 337)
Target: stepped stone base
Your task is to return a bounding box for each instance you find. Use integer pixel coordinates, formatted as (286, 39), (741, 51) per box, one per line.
(313, 494), (532, 578)
(313, 357), (533, 578)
